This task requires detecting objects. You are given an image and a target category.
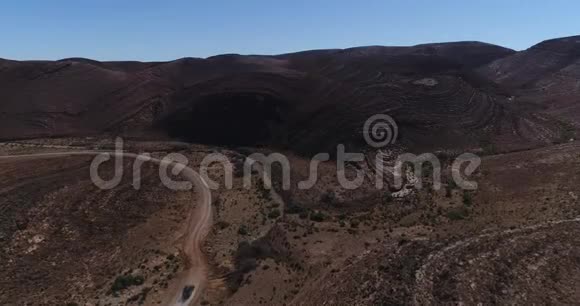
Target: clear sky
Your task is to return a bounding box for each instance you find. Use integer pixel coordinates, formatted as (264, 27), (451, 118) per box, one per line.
(1, 0), (579, 61)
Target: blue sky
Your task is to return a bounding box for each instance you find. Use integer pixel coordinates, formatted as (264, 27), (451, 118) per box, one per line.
(1, 1), (579, 61)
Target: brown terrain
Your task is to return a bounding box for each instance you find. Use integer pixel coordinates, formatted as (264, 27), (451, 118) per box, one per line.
(1, 35), (580, 305)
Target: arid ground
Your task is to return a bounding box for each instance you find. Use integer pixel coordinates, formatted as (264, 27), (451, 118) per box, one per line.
(2, 35), (580, 305)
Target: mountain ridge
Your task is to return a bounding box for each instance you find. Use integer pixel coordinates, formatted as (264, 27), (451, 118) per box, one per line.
(1, 36), (579, 155)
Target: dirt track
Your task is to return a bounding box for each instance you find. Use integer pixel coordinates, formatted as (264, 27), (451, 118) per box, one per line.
(412, 217), (580, 305)
(0, 151), (212, 306)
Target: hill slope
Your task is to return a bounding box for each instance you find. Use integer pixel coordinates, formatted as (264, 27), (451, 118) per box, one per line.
(1, 39), (576, 154)
(480, 35), (580, 126)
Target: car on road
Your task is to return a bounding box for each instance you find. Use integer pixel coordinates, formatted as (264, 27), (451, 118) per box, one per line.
(181, 285), (195, 301)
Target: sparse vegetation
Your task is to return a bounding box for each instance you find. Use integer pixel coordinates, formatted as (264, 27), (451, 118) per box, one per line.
(110, 274), (145, 293)
(285, 201), (306, 214)
(445, 186), (453, 198)
(216, 220), (231, 229)
(321, 190), (336, 204)
(238, 225), (249, 235)
(382, 192), (393, 204)
(555, 120), (576, 143)
(268, 209), (281, 219)
(310, 211), (326, 222)
(462, 191), (473, 206)
(446, 207), (469, 221)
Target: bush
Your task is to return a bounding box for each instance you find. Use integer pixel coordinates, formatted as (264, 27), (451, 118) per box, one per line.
(230, 237), (279, 290)
(285, 202), (306, 214)
(321, 190), (336, 204)
(446, 207), (469, 221)
(445, 186), (453, 198)
(268, 209), (281, 219)
(447, 179), (458, 189)
(216, 221), (231, 230)
(462, 191), (473, 206)
(238, 225), (249, 235)
(383, 192), (393, 204)
(111, 274), (145, 292)
(309, 211), (326, 222)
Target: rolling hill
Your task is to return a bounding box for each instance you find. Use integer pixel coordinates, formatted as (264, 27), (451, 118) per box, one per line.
(0, 37), (578, 155)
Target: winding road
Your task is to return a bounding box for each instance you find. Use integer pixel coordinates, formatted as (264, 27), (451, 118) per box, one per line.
(0, 151), (213, 306)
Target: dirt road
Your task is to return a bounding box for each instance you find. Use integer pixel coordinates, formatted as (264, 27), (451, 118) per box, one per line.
(0, 151), (212, 306)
